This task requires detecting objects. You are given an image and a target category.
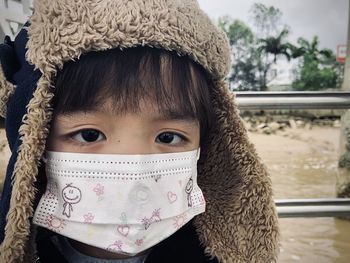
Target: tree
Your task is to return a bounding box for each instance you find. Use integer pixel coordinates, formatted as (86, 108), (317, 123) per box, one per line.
(218, 17), (260, 91)
(219, 4), (298, 91)
(256, 28), (294, 90)
(292, 36), (342, 91)
(257, 29), (291, 63)
(229, 48), (261, 91)
(293, 36), (333, 63)
(249, 3), (289, 91)
(250, 3), (283, 39)
(218, 16), (254, 48)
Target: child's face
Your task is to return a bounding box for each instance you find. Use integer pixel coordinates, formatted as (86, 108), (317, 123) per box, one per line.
(46, 98), (200, 154)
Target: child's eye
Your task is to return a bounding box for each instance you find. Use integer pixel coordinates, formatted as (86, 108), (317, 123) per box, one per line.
(156, 132), (186, 145)
(71, 129), (105, 143)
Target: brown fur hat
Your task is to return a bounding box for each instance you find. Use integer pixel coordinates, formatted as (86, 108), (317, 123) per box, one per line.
(0, 0), (279, 262)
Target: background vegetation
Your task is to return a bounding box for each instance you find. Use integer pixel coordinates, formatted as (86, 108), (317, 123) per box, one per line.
(218, 3), (344, 91)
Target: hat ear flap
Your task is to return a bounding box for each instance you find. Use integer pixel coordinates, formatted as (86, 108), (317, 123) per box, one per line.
(0, 64), (16, 117)
(195, 80), (279, 262)
(0, 37), (18, 117)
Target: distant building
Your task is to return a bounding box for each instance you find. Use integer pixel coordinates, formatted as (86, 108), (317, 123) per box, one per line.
(266, 59), (299, 91)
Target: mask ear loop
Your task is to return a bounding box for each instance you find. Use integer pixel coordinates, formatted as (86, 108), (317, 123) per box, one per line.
(196, 148), (201, 161)
(41, 153), (47, 164)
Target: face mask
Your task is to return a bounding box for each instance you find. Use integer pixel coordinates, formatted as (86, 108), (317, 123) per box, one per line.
(33, 149), (205, 256)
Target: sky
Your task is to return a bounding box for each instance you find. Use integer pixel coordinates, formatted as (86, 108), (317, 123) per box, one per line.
(197, 0), (349, 53)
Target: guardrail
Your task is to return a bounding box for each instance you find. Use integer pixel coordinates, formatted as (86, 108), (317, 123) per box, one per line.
(235, 91), (350, 110)
(276, 199), (350, 217)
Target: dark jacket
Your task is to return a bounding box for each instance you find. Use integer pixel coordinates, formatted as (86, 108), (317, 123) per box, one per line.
(36, 221), (218, 263)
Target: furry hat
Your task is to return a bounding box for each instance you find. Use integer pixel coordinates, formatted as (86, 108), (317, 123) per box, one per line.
(0, 0), (279, 262)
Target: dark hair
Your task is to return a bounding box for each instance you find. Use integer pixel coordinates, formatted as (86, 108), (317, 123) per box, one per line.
(52, 47), (213, 142)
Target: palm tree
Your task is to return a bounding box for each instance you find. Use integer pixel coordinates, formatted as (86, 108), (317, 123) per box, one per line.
(291, 36), (340, 91)
(257, 29), (292, 62)
(256, 29), (293, 90)
(290, 36), (333, 62)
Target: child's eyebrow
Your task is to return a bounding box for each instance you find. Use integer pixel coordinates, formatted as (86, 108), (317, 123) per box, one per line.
(153, 109), (197, 123)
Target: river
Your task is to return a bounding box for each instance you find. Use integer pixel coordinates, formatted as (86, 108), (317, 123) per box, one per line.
(250, 127), (350, 263)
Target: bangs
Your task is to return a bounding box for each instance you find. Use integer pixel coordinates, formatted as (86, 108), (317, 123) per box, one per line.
(53, 47), (213, 138)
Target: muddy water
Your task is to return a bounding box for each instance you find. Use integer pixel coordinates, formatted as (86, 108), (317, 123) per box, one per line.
(250, 128), (350, 263)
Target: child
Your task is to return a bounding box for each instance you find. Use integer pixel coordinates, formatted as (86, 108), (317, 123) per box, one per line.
(0, 0), (279, 262)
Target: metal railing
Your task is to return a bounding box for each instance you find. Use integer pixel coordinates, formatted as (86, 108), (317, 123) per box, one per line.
(235, 91), (350, 218)
(276, 199), (350, 217)
(235, 91), (350, 110)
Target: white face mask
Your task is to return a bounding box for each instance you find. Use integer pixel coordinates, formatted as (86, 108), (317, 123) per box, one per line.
(33, 149), (205, 256)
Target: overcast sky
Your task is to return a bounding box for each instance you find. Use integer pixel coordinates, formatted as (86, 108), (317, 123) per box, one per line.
(197, 0), (349, 53)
